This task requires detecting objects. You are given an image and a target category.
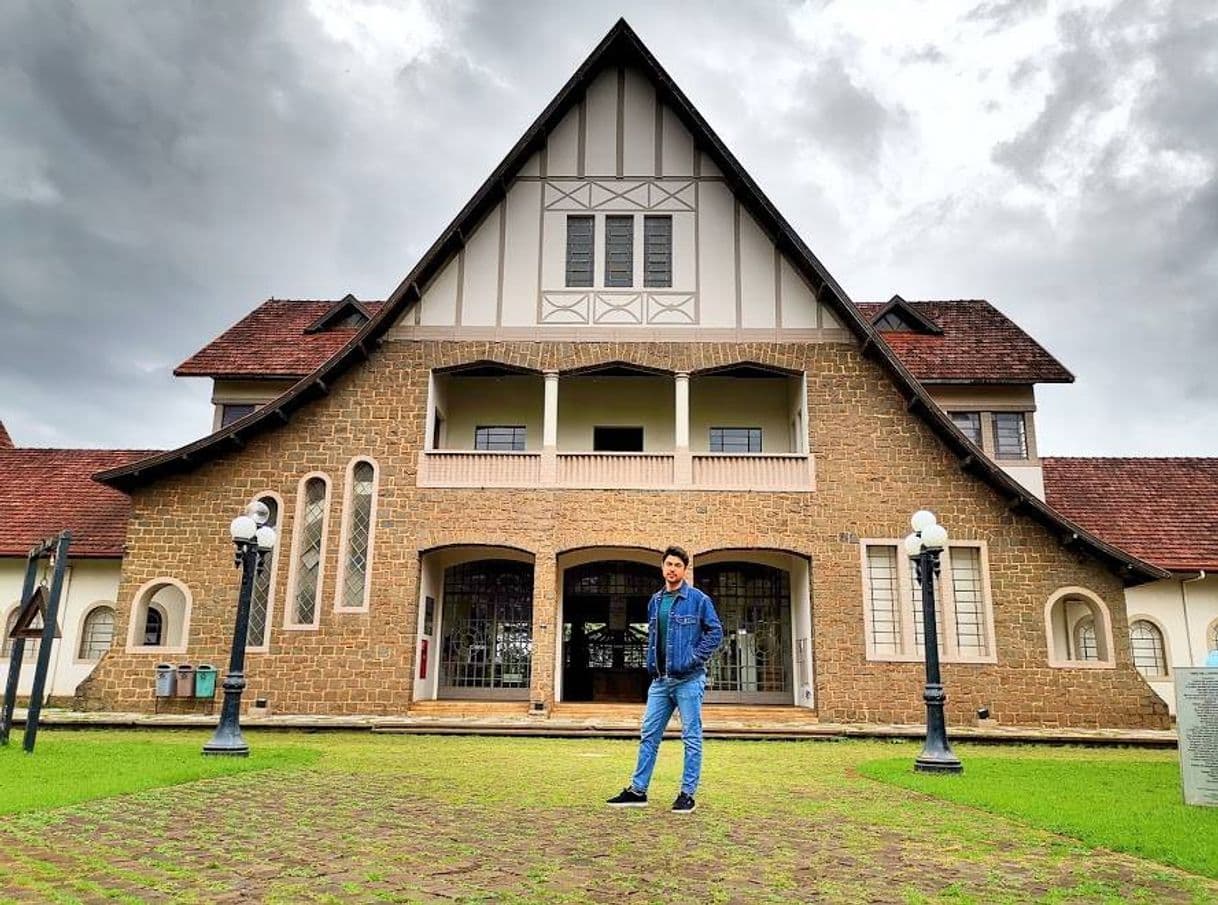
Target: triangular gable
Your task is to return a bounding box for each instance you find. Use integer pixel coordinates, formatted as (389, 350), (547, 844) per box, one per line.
(871, 296), (943, 334)
(304, 294), (373, 334)
(94, 20), (1167, 586)
(11, 585), (61, 640)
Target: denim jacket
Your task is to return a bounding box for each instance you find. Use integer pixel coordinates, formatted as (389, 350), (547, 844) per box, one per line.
(645, 582), (724, 679)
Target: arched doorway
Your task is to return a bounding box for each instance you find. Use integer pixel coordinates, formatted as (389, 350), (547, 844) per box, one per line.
(562, 561), (656, 702)
(695, 562), (793, 704)
(438, 559), (534, 699)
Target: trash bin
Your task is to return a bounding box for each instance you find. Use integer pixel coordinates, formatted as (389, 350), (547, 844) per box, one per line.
(194, 664), (218, 698)
(175, 664), (194, 697)
(155, 663), (175, 697)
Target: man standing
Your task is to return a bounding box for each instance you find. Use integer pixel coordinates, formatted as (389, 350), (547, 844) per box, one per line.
(607, 545), (723, 813)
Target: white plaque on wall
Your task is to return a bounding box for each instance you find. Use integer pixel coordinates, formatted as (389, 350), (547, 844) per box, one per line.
(1174, 667), (1218, 807)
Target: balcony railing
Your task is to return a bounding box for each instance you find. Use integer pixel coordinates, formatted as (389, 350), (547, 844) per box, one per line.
(418, 450), (814, 491)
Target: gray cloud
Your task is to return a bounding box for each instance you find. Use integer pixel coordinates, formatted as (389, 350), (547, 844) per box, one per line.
(0, 0), (1214, 461)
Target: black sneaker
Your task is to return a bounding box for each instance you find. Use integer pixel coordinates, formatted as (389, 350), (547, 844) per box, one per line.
(671, 792), (696, 813)
(606, 787), (648, 807)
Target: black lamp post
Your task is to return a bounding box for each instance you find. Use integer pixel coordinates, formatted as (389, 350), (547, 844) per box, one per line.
(904, 510), (963, 774)
(204, 500), (276, 757)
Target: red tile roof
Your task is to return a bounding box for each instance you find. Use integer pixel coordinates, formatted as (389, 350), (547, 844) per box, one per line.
(0, 449), (157, 558)
(855, 300), (1074, 385)
(175, 300), (385, 379)
(1043, 458), (1218, 572)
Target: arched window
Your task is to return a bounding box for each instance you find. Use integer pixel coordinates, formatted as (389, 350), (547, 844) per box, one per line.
(78, 606), (116, 660)
(143, 606), (164, 646)
(337, 460), (377, 611)
(289, 475), (330, 626)
(1073, 617), (1098, 661)
(2, 608), (38, 657)
(247, 494), (280, 647)
(1129, 620), (1168, 678)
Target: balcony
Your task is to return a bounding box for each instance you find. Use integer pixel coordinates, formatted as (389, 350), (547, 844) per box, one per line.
(417, 362), (815, 492)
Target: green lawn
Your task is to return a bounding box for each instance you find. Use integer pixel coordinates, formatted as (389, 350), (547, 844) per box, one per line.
(0, 734), (317, 814)
(858, 754), (1218, 881)
(0, 732), (1212, 904)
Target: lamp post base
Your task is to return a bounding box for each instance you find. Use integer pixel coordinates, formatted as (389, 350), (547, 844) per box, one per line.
(914, 750), (963, 774)
(202, 740), (250, 757)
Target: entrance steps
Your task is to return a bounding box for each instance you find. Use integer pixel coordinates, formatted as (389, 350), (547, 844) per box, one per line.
(407, 700), (531, 719)
(552, 703), (820, 728)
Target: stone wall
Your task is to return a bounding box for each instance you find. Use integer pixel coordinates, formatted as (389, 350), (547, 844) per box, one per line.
(77, 339), (1169, 728)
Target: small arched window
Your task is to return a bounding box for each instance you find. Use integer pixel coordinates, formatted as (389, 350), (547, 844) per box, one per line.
(143, 607), (164, 646)
(1129, 620), (1168, 678)
(1073, 618), (1098, 662)
(79, 606), (116, 660)
(2, 608), (38, 657)
(337, 460), (377, 611)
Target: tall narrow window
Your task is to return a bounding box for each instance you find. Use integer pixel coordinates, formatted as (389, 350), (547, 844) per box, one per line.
(864, 546), (902, 655)
(604, 215), (634, 287)
(78, 606), (116, 660)
(909, 565), (945, 655)
(247, 495), (279, 647)
(292, 476), (329, 625)
(992, 412), (1028, 458)
(643, 215), (672, 287)
(950, 547), (988, 657)
(339, 461), (376, 610)
(1129, 620), (1168, 677)
(950, 412), (981, 445)
(565, 215), (593, 288)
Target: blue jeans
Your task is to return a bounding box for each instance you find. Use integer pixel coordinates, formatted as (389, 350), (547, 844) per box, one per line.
(629, 672), (706, 796)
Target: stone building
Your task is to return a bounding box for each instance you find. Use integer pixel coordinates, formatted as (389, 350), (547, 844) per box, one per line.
(33, 21), (1206, 727)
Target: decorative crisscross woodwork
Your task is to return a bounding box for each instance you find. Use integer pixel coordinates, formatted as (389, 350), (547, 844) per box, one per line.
(340, 462), (375, 609)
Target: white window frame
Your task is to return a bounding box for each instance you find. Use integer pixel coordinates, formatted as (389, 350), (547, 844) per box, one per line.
(125, 577), (192, 654)
(283, 472), (332, 630)
(1043, 587), (1117, 669)
(333, 457), (379, 614)
(245, 490), (284, 652)
(75, 603), (117, 663)
(860, 539), (997, 664)
(1127, 615), (1171, 679)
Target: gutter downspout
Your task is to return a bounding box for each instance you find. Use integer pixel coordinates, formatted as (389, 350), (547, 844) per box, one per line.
(1181, 570), (1206, 666)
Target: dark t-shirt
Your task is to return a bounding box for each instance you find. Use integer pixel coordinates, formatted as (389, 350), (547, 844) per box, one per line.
(657, 590), (677, 674)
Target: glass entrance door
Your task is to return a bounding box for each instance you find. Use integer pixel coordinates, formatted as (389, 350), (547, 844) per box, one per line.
(438, 560), (534, 699)
(562, 561), (656, 703)
(696, 563), (793, 704)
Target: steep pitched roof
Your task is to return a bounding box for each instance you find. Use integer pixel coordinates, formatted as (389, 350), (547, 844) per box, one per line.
(855, 299), (1074, 385)
(0, 448), (157, 558)
(94, 19), (1165, 585)
(1043, 458), (1218, 572)
(175, 299), (386, 379)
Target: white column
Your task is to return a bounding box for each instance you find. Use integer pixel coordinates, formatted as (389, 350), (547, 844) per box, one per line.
(542, 370), (559, 484)
(675, 371), (691, 486)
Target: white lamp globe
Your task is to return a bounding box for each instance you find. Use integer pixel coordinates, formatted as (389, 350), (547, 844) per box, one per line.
(246, 500), (271, 527)
(910, 510), (938, 532)
(256, 526), (277, 551)
(904, 532), (924, 558)
(230, 515), (257, 542)
(921, 522), (948, 550)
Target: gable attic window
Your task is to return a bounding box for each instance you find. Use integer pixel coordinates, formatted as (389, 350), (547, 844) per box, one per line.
(221, 404), (256, 428)
(992, 412), (1028, 459)
(565, 216), (594, 287)
(950, 412), (982, 445)
(875, 311), (915, 331)
(604, 215), (634, 287)
(644, 215), (672, 288)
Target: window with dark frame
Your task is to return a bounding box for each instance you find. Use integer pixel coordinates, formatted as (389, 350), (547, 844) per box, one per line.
(221, 403), (256, 427)
(991, 412), (1028, 458)
(593, 426), (643, 452)
(950, 411), (982, 445)
(604, 215), (634, 287)
(565, 215), (594, 287)
(709, 427), (762, 453)
(643, 215), (672, 288)
(474, 426), (526, 451)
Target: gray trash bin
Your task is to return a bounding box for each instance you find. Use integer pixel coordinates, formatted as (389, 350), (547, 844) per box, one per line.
(175, 664), (194, 697)
(154, 663), (175, 697)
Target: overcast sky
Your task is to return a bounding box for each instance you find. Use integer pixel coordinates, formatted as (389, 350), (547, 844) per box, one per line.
(2, 0), (1215, 457)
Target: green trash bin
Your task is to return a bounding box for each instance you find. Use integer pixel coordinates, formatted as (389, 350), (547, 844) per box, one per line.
(194, 664), (218, 698)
